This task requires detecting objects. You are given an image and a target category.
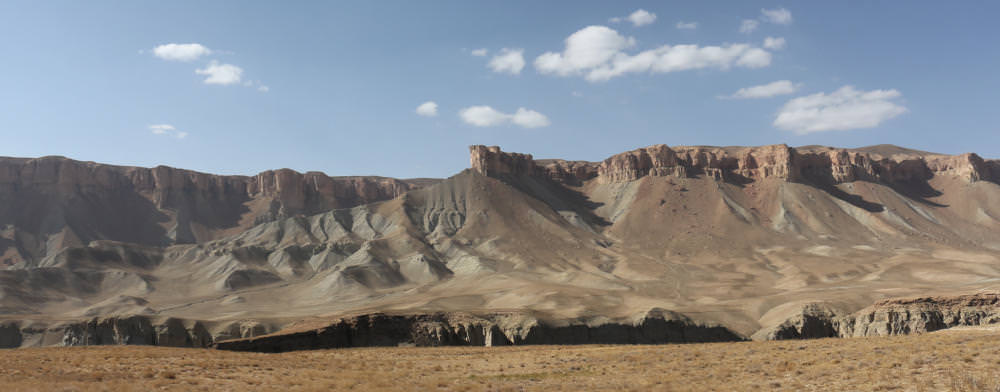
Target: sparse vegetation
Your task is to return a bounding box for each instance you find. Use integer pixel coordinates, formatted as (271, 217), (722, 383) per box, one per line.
(2, 330), (1000, 391)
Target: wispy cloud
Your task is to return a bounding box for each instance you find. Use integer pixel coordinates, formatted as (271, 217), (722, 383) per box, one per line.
(763, 37), (786, 50)
(720, 80), (800, 99)
(149, 124), (188, 139)
(610, 9), (657, 27)
(470, 48), (488, 57)
(675, 21), (698, 30)
(761, 8), (793, 25)
(739, 19), (760, 34)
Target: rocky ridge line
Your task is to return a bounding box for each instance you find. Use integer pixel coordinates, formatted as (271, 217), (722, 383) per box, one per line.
(470, 144), (1000, 185)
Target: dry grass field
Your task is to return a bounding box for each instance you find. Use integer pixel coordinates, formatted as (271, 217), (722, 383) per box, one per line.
(3, 329), (1000, 391)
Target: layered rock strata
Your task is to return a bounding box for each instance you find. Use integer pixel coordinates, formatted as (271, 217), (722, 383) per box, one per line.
(215, 310), (744, 353)
(470, 144), (1000, 185)
(0, 156), (427, 264)
(764, 293), (1000, 340)
(0, 317), (279, 348)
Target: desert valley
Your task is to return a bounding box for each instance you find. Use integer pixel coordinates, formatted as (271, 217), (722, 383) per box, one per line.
(4, 2), (1000, 390)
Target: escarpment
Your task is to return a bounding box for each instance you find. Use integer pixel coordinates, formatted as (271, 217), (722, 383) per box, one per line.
(4, 143), (1000, 351)
(469, 144), (1000, 186)
(214, 310), (744, 352)
(762, 293), (1000, 340)
(0, 156), (429, 265)
(838, 292), (1000, 337)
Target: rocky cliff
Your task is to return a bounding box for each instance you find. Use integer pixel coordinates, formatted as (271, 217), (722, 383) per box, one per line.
(0, 156), (428, 266)
(838, 292), (1000, 337)
(469, 144), (1000, 186)
(762, 293), (1000, 340)
(215, 309), (744, 352)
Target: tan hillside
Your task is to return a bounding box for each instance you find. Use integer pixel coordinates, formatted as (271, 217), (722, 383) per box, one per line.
(2, 143), (1000, 348)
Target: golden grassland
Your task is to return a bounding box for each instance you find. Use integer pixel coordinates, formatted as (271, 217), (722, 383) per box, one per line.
(2, 329), (1000, 391)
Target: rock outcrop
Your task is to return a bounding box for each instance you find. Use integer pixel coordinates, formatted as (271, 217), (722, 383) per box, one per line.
(0, 316), (215, 348)
(756, 303), (843, 340)
(468, 144), (1000, 186)
(838, 292), (1000, 337)
(759, 293), (1000, 340)
(0, 156), (428, 265)
(215, 309), (744, 352)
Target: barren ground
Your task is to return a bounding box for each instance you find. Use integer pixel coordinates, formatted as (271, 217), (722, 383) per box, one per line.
(3, 329), (1000, 391)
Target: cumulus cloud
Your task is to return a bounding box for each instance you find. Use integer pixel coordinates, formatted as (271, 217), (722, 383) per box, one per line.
(774, 86), (907, 134)
(721, 80), (800, 99)
(149, 124), (187, 139)
(761, 7), (793, 25)
(740, 19), (760, 33)
(257, 85), (269, 92)
(195, 60), (243, 85)
(415, 101), (438, 117)
(763, 37), (786, 50)
(152, 43), (212, 62)
(676, 21), (698, 30)
(470, 48), (488, 57)
(459, 106), (550, 128)
(534, 25), (772, 82)
(488, 48), (526, 75)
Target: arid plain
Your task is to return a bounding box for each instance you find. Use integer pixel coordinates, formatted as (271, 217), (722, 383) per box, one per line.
(3, 327), (1000, 391)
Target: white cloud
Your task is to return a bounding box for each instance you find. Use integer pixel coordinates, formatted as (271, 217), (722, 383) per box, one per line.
(676, 21), (698, 30)
(459, 106), (510, 127)
(488, 48), (526, 75)
(740, 19), (760, 33)
(774, 86), (907, 134)
(470, 48), (488, 57)
(415, 101), (438, 117)
(511, 108), (551, 128)
(534, 25), (772, 82)
(761, 7), (793, 25)
(242, 80), (269, 92)
(763, 37), (786, 50)
(721, 80), (800, 99)
(627, 9), (657, 27)
(535, 26), (636, 76)
(459, 105), (550, 128)
(610, 9), (657, 27)
(195, 60), (243, 85)
(149, 124), (187, 139)
(152, 43), (212, 62)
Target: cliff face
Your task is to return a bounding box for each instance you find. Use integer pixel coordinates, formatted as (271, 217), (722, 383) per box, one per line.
(838, 293), (1000, 337)
(761, 293), (1000, 340)
(0, 156), (426, 265)
(468, 144), (1000, 186)
(215, 310), (744, 353)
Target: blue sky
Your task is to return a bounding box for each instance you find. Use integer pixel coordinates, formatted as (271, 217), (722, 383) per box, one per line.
(1, 1), (997, 178)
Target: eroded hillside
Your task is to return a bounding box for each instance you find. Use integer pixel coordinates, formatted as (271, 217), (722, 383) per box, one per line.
(2, 144), (1000, 348)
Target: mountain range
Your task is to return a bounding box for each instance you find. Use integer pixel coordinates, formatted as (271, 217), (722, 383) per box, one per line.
(2, 143), (1000, 349)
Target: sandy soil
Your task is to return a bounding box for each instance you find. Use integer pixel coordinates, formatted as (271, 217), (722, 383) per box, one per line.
(3, 330), (1000, 391)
